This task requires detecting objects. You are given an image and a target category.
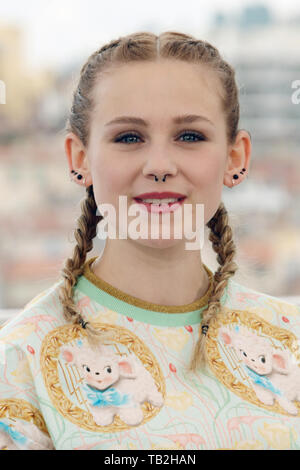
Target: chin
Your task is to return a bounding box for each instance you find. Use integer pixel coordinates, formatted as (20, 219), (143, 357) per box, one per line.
(130, 236), (185, 250)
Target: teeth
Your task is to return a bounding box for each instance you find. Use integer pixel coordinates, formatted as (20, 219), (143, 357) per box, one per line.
(141, 198), (180, 204)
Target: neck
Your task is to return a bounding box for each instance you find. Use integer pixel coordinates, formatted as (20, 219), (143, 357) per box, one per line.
(91, 238), (210, 306)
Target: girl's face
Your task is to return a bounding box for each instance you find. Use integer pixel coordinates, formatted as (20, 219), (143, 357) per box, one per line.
(84, 59), (241, 249)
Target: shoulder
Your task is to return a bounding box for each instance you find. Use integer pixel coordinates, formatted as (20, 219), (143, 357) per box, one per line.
(0, 280), (65, 343)
(222, 277), (300, 327)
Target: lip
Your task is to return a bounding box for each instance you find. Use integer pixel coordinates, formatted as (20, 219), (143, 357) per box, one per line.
(134, 192), (186, 200)
(133, 194), (186, 214)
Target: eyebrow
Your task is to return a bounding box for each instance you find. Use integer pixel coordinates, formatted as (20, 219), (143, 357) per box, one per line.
(105, 114), (214, 127)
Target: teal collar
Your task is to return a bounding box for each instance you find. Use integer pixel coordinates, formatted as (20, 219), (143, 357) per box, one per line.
(73, 257), (227, 327)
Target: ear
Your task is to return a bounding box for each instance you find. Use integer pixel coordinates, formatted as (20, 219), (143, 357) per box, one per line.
(65, 132), (93, 187)
(61, 346), (77, 365)
(272, 350), (290, 374)
(118, 358), (137, 379)
(219, 327), (235, 347)
(223, 129), (252, 188)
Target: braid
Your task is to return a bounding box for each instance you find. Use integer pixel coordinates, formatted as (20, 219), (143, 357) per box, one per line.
(58, 185), (111, 346)
(189, 201), (238, 372)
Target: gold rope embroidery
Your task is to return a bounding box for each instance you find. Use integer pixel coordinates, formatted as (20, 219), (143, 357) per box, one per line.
(0, 399), (49, 435)
(206, 307), (300, 416)
(40, 323), (166, 432)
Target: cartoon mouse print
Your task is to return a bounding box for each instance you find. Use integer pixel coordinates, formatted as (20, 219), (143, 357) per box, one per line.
(219, 326), (300, 415)
(61, 342), (164, 426)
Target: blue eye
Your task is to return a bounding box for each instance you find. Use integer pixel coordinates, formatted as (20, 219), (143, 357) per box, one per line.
(115, 132), (141, 144)
(179, 131), (206, 142)
(114, 131), (206, 144)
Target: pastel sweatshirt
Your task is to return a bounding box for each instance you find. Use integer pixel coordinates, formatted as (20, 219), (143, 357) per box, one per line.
(0, 256), (300, 450)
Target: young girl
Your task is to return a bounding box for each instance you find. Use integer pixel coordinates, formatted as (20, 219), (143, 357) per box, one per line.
(1, 31), (299, 451)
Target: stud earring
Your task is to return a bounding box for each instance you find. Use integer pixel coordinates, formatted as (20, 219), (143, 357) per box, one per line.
(231, 168), (248, 186)
(70, 171), (86, 185)
(231, 174), (239, 185)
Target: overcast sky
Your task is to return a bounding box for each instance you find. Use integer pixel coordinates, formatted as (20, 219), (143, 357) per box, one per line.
(1, 0), (300, 71)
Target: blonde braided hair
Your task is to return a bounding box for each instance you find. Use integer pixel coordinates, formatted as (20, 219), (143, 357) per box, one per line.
(60, 31), (240, 364)
(58, 185), (110, 345)
(190, 202), (238, 371)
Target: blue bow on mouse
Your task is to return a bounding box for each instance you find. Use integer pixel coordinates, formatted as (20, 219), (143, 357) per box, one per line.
(245, 366), (282, 396)
(83, 384), (131, 408)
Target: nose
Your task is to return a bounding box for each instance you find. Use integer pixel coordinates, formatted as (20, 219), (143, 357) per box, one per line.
(142, 144), (178, 182)
(149, 172), (173, 182)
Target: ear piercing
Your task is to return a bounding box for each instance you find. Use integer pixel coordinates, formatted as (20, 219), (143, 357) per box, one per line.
(70, 170), (86, 184)
(232, 168), (247, 185)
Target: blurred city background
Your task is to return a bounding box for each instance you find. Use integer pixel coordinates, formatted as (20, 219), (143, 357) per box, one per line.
(0, 0), (300, 321)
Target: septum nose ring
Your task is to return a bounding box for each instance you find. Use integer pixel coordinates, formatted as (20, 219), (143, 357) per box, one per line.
(154, 174), (168, 182)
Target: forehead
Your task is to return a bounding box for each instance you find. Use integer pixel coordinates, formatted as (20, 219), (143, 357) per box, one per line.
(91, 59), (224, 125)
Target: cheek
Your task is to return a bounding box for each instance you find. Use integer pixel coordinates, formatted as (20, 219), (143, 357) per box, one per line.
(189, 145), (225, 175)
(188, 152), (225, 217)
(92, 160), (129, 207)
